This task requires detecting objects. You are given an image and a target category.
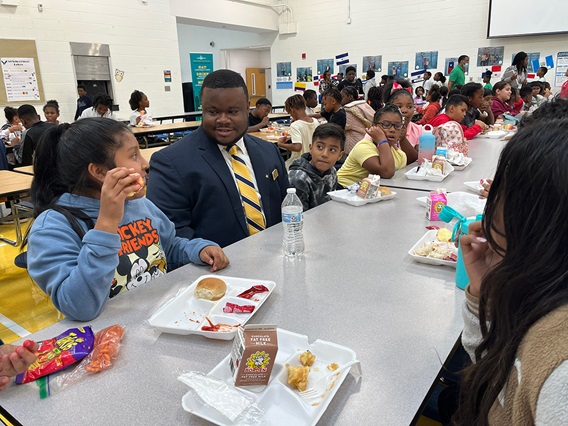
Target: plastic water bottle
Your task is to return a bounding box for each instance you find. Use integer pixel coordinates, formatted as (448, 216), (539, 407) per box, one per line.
(418, 124), (435, 165)
(282, 188), (304, 256)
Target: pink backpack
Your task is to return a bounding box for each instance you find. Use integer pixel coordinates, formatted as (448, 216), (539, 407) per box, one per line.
(433, 121), (468, 156)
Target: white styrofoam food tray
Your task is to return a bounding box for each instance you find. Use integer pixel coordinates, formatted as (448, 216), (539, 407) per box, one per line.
(405, 166), (452, 182)
(449, 157), (472, 171)
(181, 328), (359, 426)
(408, 230), (457, 268)
(148, 275), (275, 340)
(416, 192), (486, 216)
(464, 181), (484, 194)
(327, 189), (396, 207)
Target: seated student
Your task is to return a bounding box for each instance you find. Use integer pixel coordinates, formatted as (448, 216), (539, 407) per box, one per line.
(561, 69), (568, 99)
(518, 85), (534, 114)
(303, 90), (318, 115)
(367, 86), (383, 111)
(26, 118), (229, 321)
(509, 87), (525, 115)
(432, 72), (446, 88)
(74, 84), (92, 121)
(417, 87), (442, 125)
(363, 69), (377, 100)
(247, 98), (272, 132)
(482, 70), (493, 90)
(414, 86), (426, 109)
(536, 66), (548, 82)
(382, 79), (423, 149)
(1, 106), (22, 144)
(17, 104), (55, 166)
(491, 81), (518, 120)
(43, 100), (61, 124)
(529, 82), (547, 107)
(337, 104), (414, 185)
(0, 339), (39, 391)
(337, 66), (363, 94)
(312, 88), (346, 129)
(430, 94), (487, 140)
(454, 118), (568, 425)
(439, 86), (450, 108)
(277, 95), (319, 169)
(461, 82), (495, 130)
(129, 90), (153, 126)
(341, 86), (375, 154)
(288, 123), (345, 211)
(78, 94), (115, 119)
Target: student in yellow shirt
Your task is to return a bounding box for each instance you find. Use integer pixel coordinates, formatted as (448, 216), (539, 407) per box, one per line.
(337, 104), (413, 187)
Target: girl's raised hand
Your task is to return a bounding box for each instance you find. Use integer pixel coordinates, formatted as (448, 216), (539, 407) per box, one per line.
(366, 125), (387, 144)
(96, 167), (142, 233)
(459, 221), (500, 297)
(199, 246), (230, 272)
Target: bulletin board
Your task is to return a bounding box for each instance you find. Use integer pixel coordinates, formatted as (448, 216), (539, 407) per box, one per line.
(0, 39), (45, 104)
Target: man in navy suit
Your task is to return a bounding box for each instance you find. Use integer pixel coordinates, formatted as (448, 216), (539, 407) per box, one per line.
(146, 70), (288, 248)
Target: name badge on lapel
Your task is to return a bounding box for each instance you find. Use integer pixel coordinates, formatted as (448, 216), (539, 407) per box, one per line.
(272, 169), (279, 181)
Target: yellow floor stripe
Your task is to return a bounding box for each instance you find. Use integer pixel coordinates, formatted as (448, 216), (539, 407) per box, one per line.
(0, 221), (62, 344)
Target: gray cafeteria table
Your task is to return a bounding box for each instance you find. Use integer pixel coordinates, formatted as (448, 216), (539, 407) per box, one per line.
(381, 138), (507, 193)
(1, 189), (464, 426)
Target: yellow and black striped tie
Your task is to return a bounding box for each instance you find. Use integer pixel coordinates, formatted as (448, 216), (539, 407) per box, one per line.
(227, 145), (266, 235)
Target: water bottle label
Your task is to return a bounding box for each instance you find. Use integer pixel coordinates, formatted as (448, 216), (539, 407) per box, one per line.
(282, 212), (302, 224)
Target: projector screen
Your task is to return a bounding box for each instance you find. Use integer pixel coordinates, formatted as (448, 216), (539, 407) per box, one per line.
(488, 0), (568, 37)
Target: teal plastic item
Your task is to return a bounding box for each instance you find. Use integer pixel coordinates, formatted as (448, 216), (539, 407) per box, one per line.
(439, 206), (483, 290)
(418, 124), (435, 165)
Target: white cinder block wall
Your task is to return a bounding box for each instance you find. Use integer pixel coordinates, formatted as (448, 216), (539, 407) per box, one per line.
(0, 0), (183, 122)
(270, 0), (568, 105)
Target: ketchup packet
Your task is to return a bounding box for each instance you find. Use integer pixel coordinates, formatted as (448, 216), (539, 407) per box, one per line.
(237, 285), (270, 300)
(15, 327), (95, 384)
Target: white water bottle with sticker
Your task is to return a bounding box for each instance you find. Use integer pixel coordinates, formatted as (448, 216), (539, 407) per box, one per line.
(282, 188), (304, 256)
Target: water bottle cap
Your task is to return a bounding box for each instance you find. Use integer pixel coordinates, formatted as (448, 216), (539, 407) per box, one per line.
(287, 188), (296, 194)
(423, 124), (434, 133)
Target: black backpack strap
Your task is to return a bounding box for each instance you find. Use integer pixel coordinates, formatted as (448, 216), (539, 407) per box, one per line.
(50, 205), (95, 240)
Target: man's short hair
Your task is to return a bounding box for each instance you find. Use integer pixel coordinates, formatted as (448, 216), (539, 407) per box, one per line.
(366, 69), (375, 79)
(312, 123), (345, 150)
(17, 104), (38, 120)
(255, 97), (272, 107)
(345, 66), (356, 74)
(458, 55), (469, 63)
(201, 69), (249, 100)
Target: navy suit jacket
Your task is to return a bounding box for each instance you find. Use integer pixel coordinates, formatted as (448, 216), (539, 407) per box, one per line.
(146, 127), (289, 248)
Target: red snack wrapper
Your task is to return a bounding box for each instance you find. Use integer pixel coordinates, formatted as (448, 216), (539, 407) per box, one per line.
(223, 302), (255, 314)
(15, 327), (95, 384)
(236, 285), (270, 300)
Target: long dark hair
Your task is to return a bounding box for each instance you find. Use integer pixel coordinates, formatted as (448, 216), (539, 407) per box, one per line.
(32, 118), (130, 217)
(367, 86), (383, 111)
(512, 51), (528, 73)
(454, 118), (568, 425)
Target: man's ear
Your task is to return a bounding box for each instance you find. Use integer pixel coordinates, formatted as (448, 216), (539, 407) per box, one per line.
(87, 163), (107, 184)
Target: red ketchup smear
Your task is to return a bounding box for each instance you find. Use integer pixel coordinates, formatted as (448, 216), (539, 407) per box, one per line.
(201, 317), (240, 332)
(236, 285), (270, 300)
(223, 302), (255, 314)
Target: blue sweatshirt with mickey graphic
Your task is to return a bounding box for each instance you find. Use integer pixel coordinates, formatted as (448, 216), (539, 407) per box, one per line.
(27, 193), (216, 321)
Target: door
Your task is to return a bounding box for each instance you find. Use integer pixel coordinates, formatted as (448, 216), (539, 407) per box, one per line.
(246, 68), (266, 106)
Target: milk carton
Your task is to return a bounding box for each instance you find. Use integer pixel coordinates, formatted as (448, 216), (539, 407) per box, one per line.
(230, 324), (278, 387)
(426, 190), (447, 221)
(356, 174), (381, 199)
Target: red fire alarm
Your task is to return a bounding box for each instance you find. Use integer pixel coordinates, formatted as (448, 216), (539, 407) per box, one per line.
(302, 53), (306, 60)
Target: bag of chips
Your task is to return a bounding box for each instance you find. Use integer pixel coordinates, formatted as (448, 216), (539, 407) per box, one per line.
(15, 327), (95, 384)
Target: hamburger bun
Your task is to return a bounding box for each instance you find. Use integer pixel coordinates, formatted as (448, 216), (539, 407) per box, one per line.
(379, 186), (392, 196)
(194, 277), (227, 301)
